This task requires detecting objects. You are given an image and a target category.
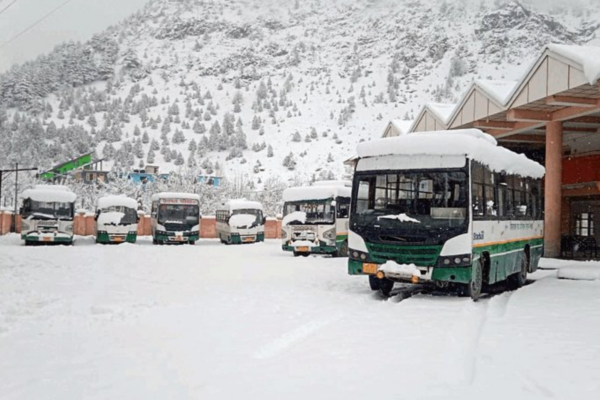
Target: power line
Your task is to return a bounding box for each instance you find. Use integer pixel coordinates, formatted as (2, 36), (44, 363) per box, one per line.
(0, 0), (19, 17)
(0, 0), (76, 50)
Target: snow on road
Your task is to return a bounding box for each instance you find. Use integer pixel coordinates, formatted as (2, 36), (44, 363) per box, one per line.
(0, 235), (599, 399)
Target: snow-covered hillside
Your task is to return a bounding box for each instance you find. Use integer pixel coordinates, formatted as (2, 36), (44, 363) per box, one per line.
(1, 0), (599, 189)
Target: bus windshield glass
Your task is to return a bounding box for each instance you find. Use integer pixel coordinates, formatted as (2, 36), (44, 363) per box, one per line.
(353, 170), (468, 230)
(100, 206), (138, 225)
(231, 209), (263, 225)
(158, 204), (199, 226)
(284, 201), (334, 225)
(23, 200), (73, 220)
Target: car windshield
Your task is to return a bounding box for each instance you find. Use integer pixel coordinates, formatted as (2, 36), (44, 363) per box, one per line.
(158, 204), (199, 225)
(283, 201), (334, 225)
(353, 170), (468, 231)
(99, 206), (138, 225)
(22, 200), (73, 220)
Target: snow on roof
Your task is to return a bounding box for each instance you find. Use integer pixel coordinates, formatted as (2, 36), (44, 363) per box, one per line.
(283, 185), (352, 202)
(97, 195), (138, 210)
(425, 103), (456, 124)
(224, 199), (263, 211)
(151, 192), (200, 201)
(390, 119), (414, 136)
(22, 185), (77, 203)
(357, 129), (545, 178)
(312, 180), (352, 187)
(475, 79), (519, 105)
(548, 44), (600, 84)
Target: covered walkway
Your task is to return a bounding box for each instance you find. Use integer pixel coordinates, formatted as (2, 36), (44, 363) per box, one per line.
(402, 44), (600, 258)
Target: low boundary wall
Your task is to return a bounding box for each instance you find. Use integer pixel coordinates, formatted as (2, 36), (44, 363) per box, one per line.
(0, 212), (283, 239)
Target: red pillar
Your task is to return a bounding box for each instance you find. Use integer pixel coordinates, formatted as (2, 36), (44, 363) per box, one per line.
(545, 121), (563, 258)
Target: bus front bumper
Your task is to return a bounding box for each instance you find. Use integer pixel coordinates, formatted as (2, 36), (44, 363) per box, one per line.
(154, 232), (199, 243)
(348, 259), (472, 284)
(22, 232), (73, 244)
(282, 243), (337, 254)
(96, 231), (137, 244)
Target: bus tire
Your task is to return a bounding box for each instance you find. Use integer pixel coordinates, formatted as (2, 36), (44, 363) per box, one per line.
(369, 275), (380, 291)
(189, 241), (196, 245)
(507, 252), (528, 290)
(293, 251), (300, 257)
(465, 258), (483, 301)
(24, 240), (32, 246)
(379, 278), (394, 297)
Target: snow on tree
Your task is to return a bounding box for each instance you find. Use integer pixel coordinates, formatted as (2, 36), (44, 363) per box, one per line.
(292, 131), (301, 142)
(267, 145), (274, 158)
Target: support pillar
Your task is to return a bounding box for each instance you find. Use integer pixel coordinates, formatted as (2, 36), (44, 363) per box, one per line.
(544, 121), (563, 258)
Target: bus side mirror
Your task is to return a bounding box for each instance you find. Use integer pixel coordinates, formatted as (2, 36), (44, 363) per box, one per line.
(262, 217), (267, 225)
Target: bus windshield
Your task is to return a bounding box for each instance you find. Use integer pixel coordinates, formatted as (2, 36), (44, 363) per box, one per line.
(158, 204), (199, 226)
(353, 170), (468, 231)
(284, 201), (335, 225)
(231, 209), (263, 225)
(22, 200), (73, 220)
(99, 206), (138, 225)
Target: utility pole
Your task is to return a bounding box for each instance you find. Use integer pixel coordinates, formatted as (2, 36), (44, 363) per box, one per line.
(0, 164), (38, 232)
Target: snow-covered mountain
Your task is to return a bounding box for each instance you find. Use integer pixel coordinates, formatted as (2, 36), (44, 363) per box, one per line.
(1, 0), (599, 188)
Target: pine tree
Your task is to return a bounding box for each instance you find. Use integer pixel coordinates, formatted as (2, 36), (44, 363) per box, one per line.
(267, 145), (274, 158)
(133, 125), (141, 136)
(292, 131), (301, 142)
(142, 131), (150, 144)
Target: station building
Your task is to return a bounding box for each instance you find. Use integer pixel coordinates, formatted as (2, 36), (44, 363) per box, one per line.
(390, 44), (600, 258)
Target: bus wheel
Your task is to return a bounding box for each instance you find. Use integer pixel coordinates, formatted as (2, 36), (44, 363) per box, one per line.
(24, 240), (32, 247)
(464, 259), (483, 301)
(508, 254), (528, 290)
(293, 251), (300, 257)
(379, 278), (394, 297)
(189, 241), (196, 245)
(369, 275), (380, 291)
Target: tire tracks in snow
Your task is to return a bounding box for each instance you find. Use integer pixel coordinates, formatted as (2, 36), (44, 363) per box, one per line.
(436, 291), (514, 386)
(254, 313), (343, 360)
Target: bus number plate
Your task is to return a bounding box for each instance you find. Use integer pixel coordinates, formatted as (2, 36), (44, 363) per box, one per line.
(43, 237), (52, 242)
(243, 237), (254, 242)
(296, 246), (309, 252)
(363, 263), (378, 275)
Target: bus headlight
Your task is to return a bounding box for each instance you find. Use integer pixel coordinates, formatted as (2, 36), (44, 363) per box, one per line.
(323, 228), (336, 240)
(21, 222), (30, 231)
(65, 224), (73, 233)
(351, 249), (371, 262)
(437, 254), (472, 268)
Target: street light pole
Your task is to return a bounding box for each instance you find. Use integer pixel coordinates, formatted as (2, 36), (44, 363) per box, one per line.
(0, 164), (38, 232)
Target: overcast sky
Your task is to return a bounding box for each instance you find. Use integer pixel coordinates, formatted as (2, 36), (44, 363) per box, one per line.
(0, 0), (149, 72)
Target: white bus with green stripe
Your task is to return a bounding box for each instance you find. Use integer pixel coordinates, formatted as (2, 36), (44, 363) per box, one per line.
(216, 199), (265, 244)
(282, 182), (352, 257)
(20, 185), (76, 245)
(348, 129), (545, 300)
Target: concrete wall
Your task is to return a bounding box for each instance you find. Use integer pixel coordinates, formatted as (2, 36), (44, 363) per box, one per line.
(0, 212), (283, 239)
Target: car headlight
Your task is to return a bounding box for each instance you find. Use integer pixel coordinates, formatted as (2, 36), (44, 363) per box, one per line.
(437, 254), (472, 268)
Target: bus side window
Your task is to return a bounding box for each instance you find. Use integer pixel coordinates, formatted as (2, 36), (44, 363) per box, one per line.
(471, 162), (485, 217)
(337, 198), (350, 218)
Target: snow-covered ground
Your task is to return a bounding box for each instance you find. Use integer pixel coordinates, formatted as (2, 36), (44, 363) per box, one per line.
(1, 234), (599, 399)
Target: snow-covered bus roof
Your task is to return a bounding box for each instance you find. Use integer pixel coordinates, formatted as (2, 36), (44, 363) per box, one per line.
(97, 195), (138, 210)
(222, 199), (263, 211)
(312, 180), (352, 187)
(283, 185), (352, 203)
(356, 129), (545, 179)
(151, 192), (200, 202)
(21, 185), (77, 203)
